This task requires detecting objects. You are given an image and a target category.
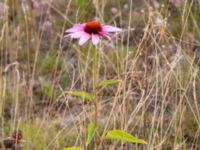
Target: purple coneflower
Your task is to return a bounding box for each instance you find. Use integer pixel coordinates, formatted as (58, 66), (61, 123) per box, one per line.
(64, 21), (122, 45)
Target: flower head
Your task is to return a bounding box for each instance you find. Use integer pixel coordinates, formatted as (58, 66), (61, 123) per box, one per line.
(64, 21), (122, 46)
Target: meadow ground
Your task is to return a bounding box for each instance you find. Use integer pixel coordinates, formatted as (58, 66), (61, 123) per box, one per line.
(0, 0), (200, 149)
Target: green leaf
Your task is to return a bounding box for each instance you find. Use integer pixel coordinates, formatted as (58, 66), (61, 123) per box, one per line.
(66, 91), (94, 101)
(42, 82), (57, 98)
(98, 79), (121, 87)
(87, 122), (97, 146)
(61, 73), (70, 90)
(106, 130), (147, 144)
(64, 147), (83, 150)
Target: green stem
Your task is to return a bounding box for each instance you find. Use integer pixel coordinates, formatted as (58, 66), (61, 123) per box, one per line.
(92, 45), (99, 149)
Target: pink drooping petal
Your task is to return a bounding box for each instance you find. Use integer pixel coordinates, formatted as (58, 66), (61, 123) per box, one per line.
(92, 34), (100, 45)
(64, 33), (73, 38)
(79, 32), (91, 45)
(70, 31), (86, 38)
(99, 31), (112, 40)
(65, 24), (84, 33)
(102, 25), (122, 32)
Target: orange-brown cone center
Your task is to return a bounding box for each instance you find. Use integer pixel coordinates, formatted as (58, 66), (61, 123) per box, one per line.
(84, 21), (102, 34)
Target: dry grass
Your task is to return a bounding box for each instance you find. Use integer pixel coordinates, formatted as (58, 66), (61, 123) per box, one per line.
(0, 0), (200, 149)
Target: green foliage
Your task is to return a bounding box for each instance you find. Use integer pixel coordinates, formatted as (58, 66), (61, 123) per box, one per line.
(106, 130), (147, 144)
(183, 108), (198, 139)
(75, 0), (93, 20)
(167, 4), (182, 37)
(86, 122), (97, 146)
(40, 54), (63, 74)
(75, 0), (85, 10)
(7, 0), (19, 25)
(98, 79), (121, 87)
(41, 82), (57, 98)
(20, 121), (67, 150)
(61, 73), (70, 90)
(64, 147), (83, 150)
(189, 1), (200, 37)
(75, 0), (92, 10)
(66, 91), (94, 101)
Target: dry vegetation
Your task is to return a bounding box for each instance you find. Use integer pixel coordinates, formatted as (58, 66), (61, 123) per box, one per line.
(0, 0), (200, 149)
